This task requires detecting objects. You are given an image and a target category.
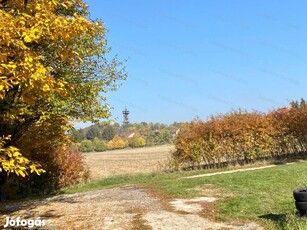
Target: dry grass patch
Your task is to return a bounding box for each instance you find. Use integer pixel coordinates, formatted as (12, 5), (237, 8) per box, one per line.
(83, 145), (174, 180)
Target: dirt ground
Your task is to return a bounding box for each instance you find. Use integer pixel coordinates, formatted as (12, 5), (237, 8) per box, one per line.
(0, 185), (262, 230)
(83, 145), (174, 180)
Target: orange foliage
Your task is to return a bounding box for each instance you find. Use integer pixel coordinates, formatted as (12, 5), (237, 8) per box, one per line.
(173, 99), (307, 168)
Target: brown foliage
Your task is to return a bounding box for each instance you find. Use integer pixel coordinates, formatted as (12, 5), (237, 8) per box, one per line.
(4, 117), (89, 198)
(173, 99), (307, 169)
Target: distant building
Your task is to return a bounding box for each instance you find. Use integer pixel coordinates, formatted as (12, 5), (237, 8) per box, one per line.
(172, 128), (180, 137)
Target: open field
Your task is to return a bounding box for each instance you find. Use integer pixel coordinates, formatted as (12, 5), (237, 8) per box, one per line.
(83, 145), (175, 180)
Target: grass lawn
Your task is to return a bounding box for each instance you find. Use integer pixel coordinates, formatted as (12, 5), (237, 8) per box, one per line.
(61, 162), (307, 229)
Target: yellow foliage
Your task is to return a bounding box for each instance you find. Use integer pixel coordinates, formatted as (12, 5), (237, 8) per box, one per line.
(0, 0), (126, 179)
(0, 136), (45, 177)
(107, 135), (127, 150)
(0, 0), (99, 103)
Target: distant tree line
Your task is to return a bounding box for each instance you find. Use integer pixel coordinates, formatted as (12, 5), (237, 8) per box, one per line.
(70, 122), (181, 152)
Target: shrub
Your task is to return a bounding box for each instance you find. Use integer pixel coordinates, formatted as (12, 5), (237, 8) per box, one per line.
(107, 135), (126, 150)
(130, 136), (146, 148)
(53, 146), (90, 188)
(80, 140), (93, 152)
(94, 140), (108, 152)
(3, 119), (90, 199)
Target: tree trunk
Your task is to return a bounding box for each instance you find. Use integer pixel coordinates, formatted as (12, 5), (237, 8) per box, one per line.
(0, 172), (6, 201)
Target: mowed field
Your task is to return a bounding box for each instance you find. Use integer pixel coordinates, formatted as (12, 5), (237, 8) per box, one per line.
(83, 144), (175, 180)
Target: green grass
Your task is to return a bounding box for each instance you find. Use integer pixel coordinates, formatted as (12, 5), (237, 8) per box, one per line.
(61, 162), (307, 229)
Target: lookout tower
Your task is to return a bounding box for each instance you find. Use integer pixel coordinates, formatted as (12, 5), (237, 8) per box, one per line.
(122, 107), (130, 125)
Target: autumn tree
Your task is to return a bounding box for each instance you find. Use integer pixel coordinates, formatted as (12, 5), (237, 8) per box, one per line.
(0, 0), (126, 196)
(86, 125), (101, 140)
(101, 124), (115, 141)
(70, 127), (86, 142)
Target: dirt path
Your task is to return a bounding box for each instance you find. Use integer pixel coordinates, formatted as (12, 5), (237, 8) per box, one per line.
(183, 165), (277, 179)
(183, 162), (299, 179)
(0, 185), (262, 230)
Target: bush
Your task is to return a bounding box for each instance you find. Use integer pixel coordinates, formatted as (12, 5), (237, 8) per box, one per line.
(130, 136), (146, 148)
(53, 146), (90, 188)
(94, 140), (108, 152)
(107, 135), (126, 150)
(3, 118), (90, 199)
(80, 140), (93, 152)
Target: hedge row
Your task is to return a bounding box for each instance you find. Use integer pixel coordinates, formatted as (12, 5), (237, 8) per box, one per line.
(173, 99), (307, 169)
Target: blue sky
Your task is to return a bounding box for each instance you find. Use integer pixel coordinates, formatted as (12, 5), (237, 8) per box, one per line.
(78, 0), (307, 127)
